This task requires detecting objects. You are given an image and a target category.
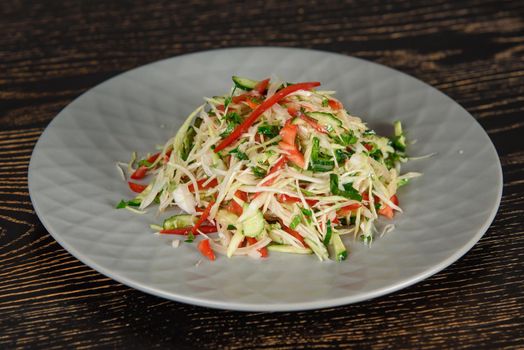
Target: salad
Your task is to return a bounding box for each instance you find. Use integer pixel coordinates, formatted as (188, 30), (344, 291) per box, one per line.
(116, 76), (420, 262)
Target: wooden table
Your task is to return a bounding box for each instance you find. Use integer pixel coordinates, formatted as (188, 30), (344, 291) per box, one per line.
(1, 1), (523, 348)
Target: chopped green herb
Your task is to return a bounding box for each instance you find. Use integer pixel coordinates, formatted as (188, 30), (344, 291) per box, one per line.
(229, 147), (248, 160)
(335, 149), (351, 163)
(322, 98), (329, 107)
(309, 137), (335, 172)
(251, 166), (267, 178)
(290, 215), (301, 229)
(300, 189), (315, 196)
(220, 122), (238, 138)
(224, 96), (232, 108)
(330, 174), (363, 201)
(363, 129), (376, 136)
(224, 112), (242, 124)
(337, 250), (348, 261)
(337, 132), (358, 146)
(300, 207), (312, 217)
(137, 159), (152, 167)
(323, 220), (333, 245)
(227, 224), (237, 230)
(257, 123), (281, 139)
(116, 199), (141, 209)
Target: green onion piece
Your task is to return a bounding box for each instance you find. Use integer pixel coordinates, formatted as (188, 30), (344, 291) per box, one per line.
(323, 220), (333, 245)
(300, 207), (312, 217)
(116, 200), (127, 209)
(290, 215), (301, 229)
(227, 224), (237, 230)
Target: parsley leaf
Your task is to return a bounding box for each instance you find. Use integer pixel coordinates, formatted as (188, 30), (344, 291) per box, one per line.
(251, 166), (267, 178)
(229, 147), (248, 160)
(257, 123), (281, 139)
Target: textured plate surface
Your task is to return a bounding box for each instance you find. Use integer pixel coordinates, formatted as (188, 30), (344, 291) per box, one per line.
(28, 47), (502, 311)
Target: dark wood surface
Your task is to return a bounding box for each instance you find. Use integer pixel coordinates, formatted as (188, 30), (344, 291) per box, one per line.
(1, 0), (523, 348)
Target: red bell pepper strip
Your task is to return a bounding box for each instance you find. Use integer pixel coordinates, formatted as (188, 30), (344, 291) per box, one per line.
(246, 237), (268, 258)
(299, 114), (328, 134)
(277, 193), (318, 206)
(191, 200), (215, 235)
(130, 165), (148, 180)
(188, 178), (219, 192)
(378, 205), (394, 219)
(146, 149), (172, 165)
(328, 99), (343, 110)
(391, 194), (399, 206)
(280, 121), (297, 144)
(278, 122), (306, 169)
(378, 195), (399, 219)
(226, 191), (248, 216)
(147, 152), (160, 163)
(286, 106), (299, 117)
(363, 143), (373, 151)
(279, 142), (305, 169)
(337, 203), (361, 216)
(253, 78), (270, 94)
(128, 181), (147, 193)
(198, 239), (216, 261)
(259, 156), (288, 187)
(244, 99), (259, 110)
(214, 81), (321, 152)
(282, 225), (307, 247)
(159, 225), (217, 235)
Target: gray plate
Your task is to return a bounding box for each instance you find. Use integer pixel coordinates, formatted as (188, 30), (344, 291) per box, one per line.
(28, 47), (502, 311)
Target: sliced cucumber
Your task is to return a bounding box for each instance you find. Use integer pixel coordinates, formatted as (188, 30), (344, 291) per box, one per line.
(305, 112), (342, 132)
(267, 244), (312, 254)
(163, 214), (196, 230)
(392, 120), (406, 151)
(241, 207), (265, 237)
(216, 209), (241, 231)
(232, 76), (259, 91)
(304, 237), (329, 261)
(330, 233), (348, 262)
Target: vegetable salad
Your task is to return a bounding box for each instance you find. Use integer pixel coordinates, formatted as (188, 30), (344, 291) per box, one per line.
(117, 76), (420, 262)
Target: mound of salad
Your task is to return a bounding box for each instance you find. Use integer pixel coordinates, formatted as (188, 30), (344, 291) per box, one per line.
(116, 76), (420, 262)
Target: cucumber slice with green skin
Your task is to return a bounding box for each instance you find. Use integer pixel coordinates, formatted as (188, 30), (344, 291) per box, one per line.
(304, 237), (329, 261)
(241, 207), (265, 237)
(305, 112), (342, 132)
(331, 233), (348, 262)
(267, 244), (312, 254)
(392, 120), (406, 151)
(232, 76), (259, 91)
(216, 209), (242, 232)
(163, 214), (196, 230)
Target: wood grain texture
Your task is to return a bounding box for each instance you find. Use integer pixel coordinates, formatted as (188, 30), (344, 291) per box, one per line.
(1, 0), (523, 349)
